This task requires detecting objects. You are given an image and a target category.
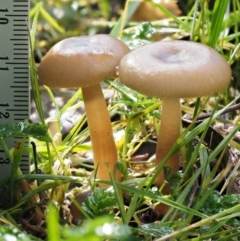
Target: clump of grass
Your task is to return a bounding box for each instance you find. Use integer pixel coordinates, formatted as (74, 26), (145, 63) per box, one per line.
(0, 0), (240, 240)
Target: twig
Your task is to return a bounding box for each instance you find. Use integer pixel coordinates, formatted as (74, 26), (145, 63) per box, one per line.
(184, 103), (240, 121)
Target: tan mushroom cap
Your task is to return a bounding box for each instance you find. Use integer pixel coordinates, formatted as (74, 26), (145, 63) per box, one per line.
(119, 40), (232, 98)
(38, 34), (130, 88)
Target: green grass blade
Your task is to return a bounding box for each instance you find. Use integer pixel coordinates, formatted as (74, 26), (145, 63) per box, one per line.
(208, 125), (240, 161)
(47, 203), (60, 241)
(110, 0), (140, 37)
(29, 21), (45, 124)
(44, 85), (61, 132)
(39, 4), (65, 34)
(108, 165), (127, 224)
(151, 1), (190, 30)
(112, 181), (206, 218)
(60, 89), (82, 114)
(156, 203), (240, 240)
(30, 2), (42, 50)
(208, 0), (230, 47)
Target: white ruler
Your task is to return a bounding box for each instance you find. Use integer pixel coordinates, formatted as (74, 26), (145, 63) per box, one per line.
(0, 0), (29, 177)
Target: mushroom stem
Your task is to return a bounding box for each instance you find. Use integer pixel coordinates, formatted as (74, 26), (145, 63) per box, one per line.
(81, 84), (121, 186)
(155, 98), (181, 189)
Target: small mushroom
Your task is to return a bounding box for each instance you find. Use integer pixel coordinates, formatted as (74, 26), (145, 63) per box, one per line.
(119, 40), (231, 212)
(132, 0), (182, 22)
(38, 34), (130, 186)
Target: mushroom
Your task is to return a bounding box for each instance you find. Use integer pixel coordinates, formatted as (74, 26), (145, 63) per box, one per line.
(119, 40), (231, 209)
(38, 34), (130, 186)
(131, 0), (182, 22)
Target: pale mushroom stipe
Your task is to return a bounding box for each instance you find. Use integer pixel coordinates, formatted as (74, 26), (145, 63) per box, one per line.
(119, 40), (232, 214)
(38, 34), (130, 186)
